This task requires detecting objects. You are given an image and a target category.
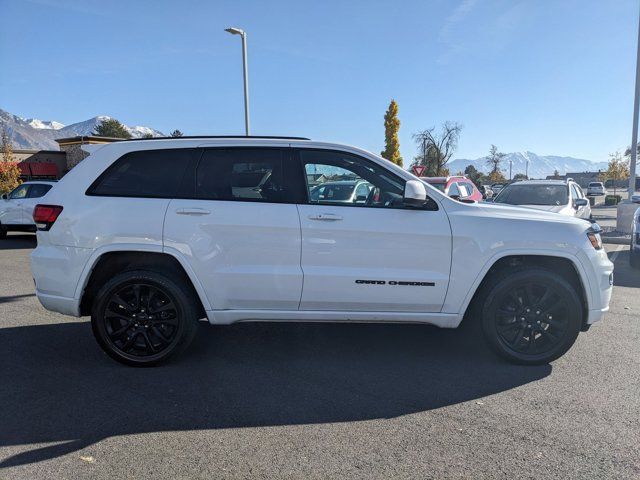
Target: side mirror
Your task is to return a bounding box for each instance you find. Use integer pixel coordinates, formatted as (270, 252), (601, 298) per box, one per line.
(574, 198), (588, 208)
(404, 180), (427, 207)
(1, 193), (7, 200)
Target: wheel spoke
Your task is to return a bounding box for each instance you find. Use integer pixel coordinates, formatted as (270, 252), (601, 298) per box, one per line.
(109, 322), (133, 339)
(113, 293), (135, 312)
(121, 331), (140, 351)
(150, 302), (176, 314)
(141, 331), (157, 353)
(151, 325), (171, 344)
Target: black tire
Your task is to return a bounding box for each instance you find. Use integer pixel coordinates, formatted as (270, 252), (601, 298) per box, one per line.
(91, 270), (200, 367)
(0, 223), (7, 239)
(630, 249), (640, 269)
(480, 267), (582, 365)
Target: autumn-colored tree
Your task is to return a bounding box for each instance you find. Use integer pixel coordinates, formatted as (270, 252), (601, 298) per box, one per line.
(599, 151), (629, 196)
(512, 173), (528, 181)
(485, 144), (506, 179)
(0, 127), (21, 194)
(380, 100), (403, 167)
(488, 169), (507, 183)
(93, 118), (132, 139)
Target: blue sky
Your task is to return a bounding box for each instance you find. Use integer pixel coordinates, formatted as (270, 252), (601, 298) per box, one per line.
(1, 0), (638, 162)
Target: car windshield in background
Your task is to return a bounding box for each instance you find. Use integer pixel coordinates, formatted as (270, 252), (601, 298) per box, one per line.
(494, 184), (569, 206)
(428, 182), (446, 192)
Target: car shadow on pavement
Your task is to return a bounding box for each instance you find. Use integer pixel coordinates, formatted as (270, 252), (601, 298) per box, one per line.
(0, 234), (36, 251)
(0, 320), (551, 468)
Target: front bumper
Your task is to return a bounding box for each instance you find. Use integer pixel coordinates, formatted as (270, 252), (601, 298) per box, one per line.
(577, 246), (613, 325)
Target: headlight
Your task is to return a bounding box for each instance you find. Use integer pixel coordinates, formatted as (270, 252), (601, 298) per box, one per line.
(587, 232), (603, 250)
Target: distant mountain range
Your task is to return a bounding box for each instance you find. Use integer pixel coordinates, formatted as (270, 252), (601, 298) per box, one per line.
(0, 108), (163, 150)
(1, 108), (609, 178)
(448, 151), (608, 179)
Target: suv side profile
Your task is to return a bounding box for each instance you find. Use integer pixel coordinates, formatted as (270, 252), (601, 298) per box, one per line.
(31, 138), (613, 366)
(0, 181), (56, 238)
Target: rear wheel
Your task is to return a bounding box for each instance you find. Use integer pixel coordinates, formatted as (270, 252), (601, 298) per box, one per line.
(91, 270), (200, 366)
(480, 268), (582, 365)
(0, 223), (6, 239)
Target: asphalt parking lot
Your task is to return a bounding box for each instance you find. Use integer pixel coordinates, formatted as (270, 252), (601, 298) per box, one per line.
(0, 234), (638, 479)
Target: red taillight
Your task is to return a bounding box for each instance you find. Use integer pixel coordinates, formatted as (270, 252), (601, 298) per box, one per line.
(33, 204), (63, 231)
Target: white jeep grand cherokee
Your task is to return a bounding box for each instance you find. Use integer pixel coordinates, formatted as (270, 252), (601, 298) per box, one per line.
(31, 137), (613, 366)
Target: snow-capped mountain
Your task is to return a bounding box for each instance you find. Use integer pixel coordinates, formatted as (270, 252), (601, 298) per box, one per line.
(0, 108), (164, 150)
(25, 118), (65, 130)
(448, 151), (609, 179)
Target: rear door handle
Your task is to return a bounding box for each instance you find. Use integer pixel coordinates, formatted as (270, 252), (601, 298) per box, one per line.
(176, 208), (211, 216)
(308, 213), (343, 221)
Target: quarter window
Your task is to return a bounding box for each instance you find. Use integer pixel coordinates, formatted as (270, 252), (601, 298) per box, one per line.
(196, 148), (288, 203)
(88, 149), (198, 198)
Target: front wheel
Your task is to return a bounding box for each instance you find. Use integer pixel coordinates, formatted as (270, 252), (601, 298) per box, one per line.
(91, 270), (200, 366)
(0, 224), (6, 239)
(480, 268), (583, 365)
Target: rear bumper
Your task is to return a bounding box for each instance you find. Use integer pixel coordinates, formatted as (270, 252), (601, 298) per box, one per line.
(35, 291), (80, 317)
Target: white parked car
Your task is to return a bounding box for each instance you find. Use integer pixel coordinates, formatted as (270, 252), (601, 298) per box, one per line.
(492, 180), (592, 220)
(587, 182), (606, 196)
(30, 137), (613, 366)
(0, 181), (57, 238)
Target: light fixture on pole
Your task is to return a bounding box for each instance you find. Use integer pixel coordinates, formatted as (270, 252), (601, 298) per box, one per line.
(225, 27), (250, 136)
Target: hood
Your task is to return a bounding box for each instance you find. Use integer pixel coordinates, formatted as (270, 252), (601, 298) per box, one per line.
(517, 204), (569, 214)
(477, 202), (587, 226)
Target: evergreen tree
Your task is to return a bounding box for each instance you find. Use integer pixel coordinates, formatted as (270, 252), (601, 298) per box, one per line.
(464, 165), (485, 186)
(0, 127), (21, 194)
(170, 129), (184, 137)
(380, 100), (403, 166)
(93, 118), (132, 139)
(142, 133), (154, 139)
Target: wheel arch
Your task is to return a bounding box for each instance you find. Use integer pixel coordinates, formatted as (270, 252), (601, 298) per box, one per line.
(462, 253), (590, 330)
(77, 246), (210, 317)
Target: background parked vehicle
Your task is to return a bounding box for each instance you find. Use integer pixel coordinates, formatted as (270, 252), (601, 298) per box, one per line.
(631, 206), (640, 269)
(490, 183), (507, 195)
(587, 182), (606, 196)
(0, 181), (56, 239)
(479, 185), (494, 199)
(491, 179), (591, 220)
(420, 175), (482, 202)
(309, 180), (372, 204)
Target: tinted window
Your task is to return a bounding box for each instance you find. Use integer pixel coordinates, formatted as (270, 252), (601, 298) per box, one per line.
(27, 184), (52, 198)
(301, 149), (409, 208)
(9, 185), (29, 199)
(89, 149), (197, 198)
(196, 148), (288, 203)
(494, 184), (569, 206)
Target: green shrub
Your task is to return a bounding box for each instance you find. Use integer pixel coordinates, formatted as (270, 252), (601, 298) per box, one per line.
(604, 195), (621, 205)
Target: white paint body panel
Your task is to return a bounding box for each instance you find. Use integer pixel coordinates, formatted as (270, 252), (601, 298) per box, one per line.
(30, 138), (613, 330)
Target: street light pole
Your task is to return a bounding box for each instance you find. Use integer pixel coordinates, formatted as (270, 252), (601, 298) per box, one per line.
(225, 27), (250, 136)
(509, 160), (513, 180)
(630, 7), (640, 197)
(526, 159), (529, 179)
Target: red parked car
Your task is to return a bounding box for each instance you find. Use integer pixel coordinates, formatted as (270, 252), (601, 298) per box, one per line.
(420, 176), (483, 202)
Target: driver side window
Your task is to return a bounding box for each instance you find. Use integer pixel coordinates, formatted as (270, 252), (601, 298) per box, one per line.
(9, 184), (29, 199)
(301, 149), (405, 208)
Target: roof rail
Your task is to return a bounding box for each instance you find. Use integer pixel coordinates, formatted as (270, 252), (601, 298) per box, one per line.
(122, 135), (311, 142)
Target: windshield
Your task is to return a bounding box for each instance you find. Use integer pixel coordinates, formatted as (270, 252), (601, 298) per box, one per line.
(427, 182), (446, 192)
(494, 184), (569, 206)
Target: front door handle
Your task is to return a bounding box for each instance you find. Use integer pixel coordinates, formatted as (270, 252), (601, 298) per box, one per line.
(176, 208), (211, 216)
(308, 213), (343, 221)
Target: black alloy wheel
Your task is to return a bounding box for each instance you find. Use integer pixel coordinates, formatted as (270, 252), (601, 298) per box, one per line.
(92, 270), (199, 366)
(481, 267), (582, 365)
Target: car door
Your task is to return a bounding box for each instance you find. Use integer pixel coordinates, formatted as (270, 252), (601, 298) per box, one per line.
(163, 146), (304, 311)
(1, 184), (30, 225)
(296, 148), (452, 313)
(571, 183), (590, 219)
(23, 183), (53, 224)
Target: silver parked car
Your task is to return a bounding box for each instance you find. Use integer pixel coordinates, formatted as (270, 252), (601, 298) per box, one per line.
(492, 179), (591, 220)
(587, 181), (606, 196)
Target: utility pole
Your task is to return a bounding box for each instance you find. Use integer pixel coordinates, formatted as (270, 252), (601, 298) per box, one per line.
(630, 6), (640, 197)
(225, 27), (250, 136)
(509, 160), (513, 180)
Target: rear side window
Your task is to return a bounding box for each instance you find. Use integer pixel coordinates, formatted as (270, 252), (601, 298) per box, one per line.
(196, 148), (288, 203)
(88, 149), (198, 198)
(27, 184), (52, 198)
